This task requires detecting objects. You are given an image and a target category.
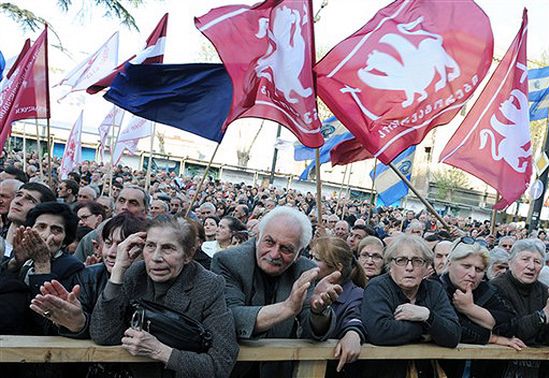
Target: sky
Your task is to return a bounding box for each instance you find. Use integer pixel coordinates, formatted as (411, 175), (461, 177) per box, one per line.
(1, 0), (549, 176)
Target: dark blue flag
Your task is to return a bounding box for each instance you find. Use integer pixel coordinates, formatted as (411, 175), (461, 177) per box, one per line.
(104, 63), (233, 143)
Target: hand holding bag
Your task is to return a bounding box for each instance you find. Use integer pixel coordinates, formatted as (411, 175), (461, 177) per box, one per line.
(131, 299), (212, 353)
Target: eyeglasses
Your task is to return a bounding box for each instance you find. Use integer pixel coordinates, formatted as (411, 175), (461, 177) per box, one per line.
(392, 256), (427, 267)
(359, 252), (383, 262)
(451, 236), (488, 253)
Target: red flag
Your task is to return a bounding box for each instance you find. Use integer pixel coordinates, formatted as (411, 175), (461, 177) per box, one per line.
(440, 10), (530, 210)
(330, 137), (374, 166)
(315, 0), (493, 164)
(195, 0), (323, 148)
(0, 27), (50, 149)
(87, 13), (168, 94)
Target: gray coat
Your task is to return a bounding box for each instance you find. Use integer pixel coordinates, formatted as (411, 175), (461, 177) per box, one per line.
(90, 260), (239, 378)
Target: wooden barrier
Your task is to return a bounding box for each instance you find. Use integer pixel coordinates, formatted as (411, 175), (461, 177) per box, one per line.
(1, 336), (548, 378)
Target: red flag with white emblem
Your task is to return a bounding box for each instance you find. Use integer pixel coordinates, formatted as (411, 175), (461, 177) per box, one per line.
(60, 111), (84, 179)
(315, 0), (493, 164)
(195, 0), (323, 148)
(87, 13), (168, 94)
(0, 27), (49, 150)
(440, 10), (530, 210)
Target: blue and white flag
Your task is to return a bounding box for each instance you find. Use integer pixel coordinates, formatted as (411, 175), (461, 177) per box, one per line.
(370, 146), (415, 206)
(529, 66), (549, 121)
(0, 50), (5, 82)
(296, 117), (354, 180)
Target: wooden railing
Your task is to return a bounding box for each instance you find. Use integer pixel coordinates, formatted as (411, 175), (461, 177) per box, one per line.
(1, 336), (548, 377)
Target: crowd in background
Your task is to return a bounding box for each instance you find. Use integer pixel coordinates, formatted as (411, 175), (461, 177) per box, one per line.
(0, 148), (548, 378)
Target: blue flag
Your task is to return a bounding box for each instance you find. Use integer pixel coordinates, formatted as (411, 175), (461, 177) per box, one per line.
(104, 63), (233, 143)
(529, 66), (549, 121)
(0, 50), (5, 82)
(370, 146), (415, 206)
(296, 117), (355, 180)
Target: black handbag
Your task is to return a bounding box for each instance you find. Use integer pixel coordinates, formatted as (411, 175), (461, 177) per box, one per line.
(131, 299), (212, 353)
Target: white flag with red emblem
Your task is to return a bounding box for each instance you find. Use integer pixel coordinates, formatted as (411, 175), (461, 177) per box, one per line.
(60, 111), (84, 179)
(314, 0), (494, 164)
(195, 0), (323, 148)
(87, 14), (168, 94)
(440, 10), (530, 210)
(57, 32), (119, 100)
(98, 105), (125, 162)
(112, 116), (152, 165)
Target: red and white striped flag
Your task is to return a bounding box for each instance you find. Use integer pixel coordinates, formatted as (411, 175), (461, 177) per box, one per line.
(57, 32), (119, 100)
(60, 111), (84, 179)
(87, 13), (168, 94)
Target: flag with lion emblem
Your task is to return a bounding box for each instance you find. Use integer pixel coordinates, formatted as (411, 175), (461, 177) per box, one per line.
(439, 9), (530, 210)
(314, 0), (493, 164)
(195, 0), (324, 148)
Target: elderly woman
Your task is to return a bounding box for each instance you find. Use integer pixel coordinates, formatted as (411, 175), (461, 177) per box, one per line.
(361, 234), (460, 377)
(486, 247), (509, 280)
(202, 215), (246, 257)
(357, 236), (385, 280)
(438, 238), (522, 378)
(311, 237), (367, 376)
(90, 218), (238, 378)
(491, 239), (549, 377)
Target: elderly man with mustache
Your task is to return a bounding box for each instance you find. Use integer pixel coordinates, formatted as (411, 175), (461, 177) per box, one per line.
(212, 206), (342, 378)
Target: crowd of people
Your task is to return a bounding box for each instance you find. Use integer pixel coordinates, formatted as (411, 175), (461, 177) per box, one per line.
(0, 149), (548, 378)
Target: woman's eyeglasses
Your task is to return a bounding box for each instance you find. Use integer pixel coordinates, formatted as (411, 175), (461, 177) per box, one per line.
(359, 252), (383, 262)
(391, 256), (427, 267)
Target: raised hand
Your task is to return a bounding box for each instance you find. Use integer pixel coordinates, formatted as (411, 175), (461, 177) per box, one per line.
(311, 270), (342, 315)
(110, 231), (147, 283)
(284, 268), (319, 316)
(453, 284), (474, 313)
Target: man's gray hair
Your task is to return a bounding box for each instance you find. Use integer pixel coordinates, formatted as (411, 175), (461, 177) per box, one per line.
(257, 206), (312, 251)
(0, 179), (23, 192)
(124, 184), (151, 209)
(200, 202), (216, 212)
(509, 239), (546, 261)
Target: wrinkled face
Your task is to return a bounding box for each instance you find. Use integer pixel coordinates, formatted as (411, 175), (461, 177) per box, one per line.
(204, 218), (218, 237)
(433, 242), (452, 275)
(216, 218), (232, 243)
(77, 207), (102, 229)
(347, 229), (366, 251)
(448, 254), (486, 292)
(115, 188), (146, 216)
(143, 227), (189, 282)
(8, 189), (41, 224)
(150, 201), (166, 218)
(500, 239), (514, 253)
(256, 217), (301, 276)
(170, 199), (181, 215)
(510, 250), (543, 284)
(77, 188), (96, 202)
(389, 246), (429, 292)
(334, 221), (349, 239)
(490, 262), (508, 279)
(32, 214), (66, 254)
(101, 228), (122, 273)
(200, 206), (215, 220)
(358, 244), (384, 278)
(0, 183), (17, 215)
(97, 197), (113, 219)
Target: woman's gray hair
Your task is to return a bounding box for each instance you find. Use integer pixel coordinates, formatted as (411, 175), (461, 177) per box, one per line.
(447, 239), (489, 267)
(257, 206), (312, 251)
(509, 239), (546, 261)
(384, 234), (433, 268)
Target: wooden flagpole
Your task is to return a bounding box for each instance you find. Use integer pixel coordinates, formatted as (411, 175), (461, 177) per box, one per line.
(314, 148), (323, 223)
(334, 165), (349, 215)
(145, 123), (157, 191)
(22, 124), (27, 172)
(44, 25), (53, 188)
(388, 162), (449, 229)
(490, 194), (500, 235)
(368, 158), (378, 222)
(185, 143), (221, 217)
(34, 120), (44, 181)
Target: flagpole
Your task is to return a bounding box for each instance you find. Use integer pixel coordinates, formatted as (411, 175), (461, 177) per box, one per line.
(334, 165), (349, 215)
(490, 194), (500, 235)
(388, 162), (449, 229)
(368, 158), (378, 222)
(269, 124), (282, 184)
(185, 143), (221, 217)
(44, 25), (52, 189)
(46, 119), (52, 187)
(22, 124), (27, 173)
(34, 119), (44, 181)
(145, 123), (156, 191)
(314, 148), (323, 224)
(527, 112), (549, 231)
(109, 119), (122, 197)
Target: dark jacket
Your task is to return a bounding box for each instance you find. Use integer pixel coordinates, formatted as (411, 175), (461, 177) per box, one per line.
(439, 273), (515, 344)
(491, 271), (549, 346)
(362, 273), (461, 347)
(331, 279), (366, 341)
(90, 260), (239, 378)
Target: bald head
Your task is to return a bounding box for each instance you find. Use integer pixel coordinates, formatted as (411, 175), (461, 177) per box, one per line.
(0, 179), (23, 215)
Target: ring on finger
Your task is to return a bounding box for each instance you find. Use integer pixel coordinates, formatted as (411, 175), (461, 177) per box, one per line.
(43, 310), (51, 318)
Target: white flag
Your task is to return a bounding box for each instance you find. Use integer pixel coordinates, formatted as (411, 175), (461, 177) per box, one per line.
(98, 105), (124, 161)
(60, 111), (84, 179)
(57, 32), (119, 99)
(112, 116), (152, 165)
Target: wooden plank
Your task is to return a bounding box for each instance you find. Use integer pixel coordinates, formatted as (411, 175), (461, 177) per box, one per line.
(0, 336), (548, 363)
(293, 360), (327, 378)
